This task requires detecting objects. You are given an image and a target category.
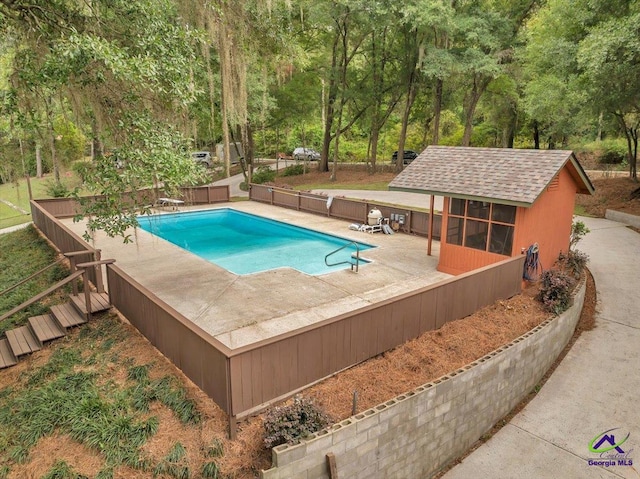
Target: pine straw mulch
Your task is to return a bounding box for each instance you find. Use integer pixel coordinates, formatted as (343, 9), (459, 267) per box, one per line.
(435, 268), (597, 476)
(576, 176), (640, 217)
(3, 274), (597, 479)
(220, 282), (557, 477)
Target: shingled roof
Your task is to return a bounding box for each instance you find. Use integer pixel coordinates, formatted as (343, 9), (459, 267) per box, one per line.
(388, 146), (594, 207)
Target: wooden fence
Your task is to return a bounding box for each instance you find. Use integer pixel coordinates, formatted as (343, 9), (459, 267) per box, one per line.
(249, 184), (442, 239)
(226, 255), (524, 417)
(106, 264), (233, 414)
(31, 194), (525, 437)
(30, 200), (100, 286)
(32, 185), (230, 219)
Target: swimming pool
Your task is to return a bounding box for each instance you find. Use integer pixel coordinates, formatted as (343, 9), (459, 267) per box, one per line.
(137, 208), (374, 275)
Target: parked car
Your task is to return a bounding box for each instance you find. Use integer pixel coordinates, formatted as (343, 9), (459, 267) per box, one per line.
(391, 150), (418, 164)
(191, 151), (213, 167)
(293, 147), (321, 161)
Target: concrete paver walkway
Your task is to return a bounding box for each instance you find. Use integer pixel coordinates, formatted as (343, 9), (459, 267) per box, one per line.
(444, 216), (640, 479)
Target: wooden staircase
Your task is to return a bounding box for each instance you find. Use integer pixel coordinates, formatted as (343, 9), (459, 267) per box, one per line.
(0, 292), (110, 370)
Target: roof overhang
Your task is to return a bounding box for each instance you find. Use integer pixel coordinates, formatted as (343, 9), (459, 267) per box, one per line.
(387, 186), (532, 208)
(566, 152), (596, 195)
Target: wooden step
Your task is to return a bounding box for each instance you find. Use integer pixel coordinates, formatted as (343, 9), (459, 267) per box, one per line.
(6, 326), (42, 357)
(50, 302), (87, 329)
(29, 314), (66, 343)
(69, 292), (111, 315)
(0, 339), (18, 369)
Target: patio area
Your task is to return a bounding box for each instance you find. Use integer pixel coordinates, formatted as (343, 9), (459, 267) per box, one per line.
(62, 201), (450, 350)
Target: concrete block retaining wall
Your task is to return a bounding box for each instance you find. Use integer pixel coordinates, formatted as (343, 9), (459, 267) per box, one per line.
(605, 209), (640, 229)
(261, 280), (586, 479)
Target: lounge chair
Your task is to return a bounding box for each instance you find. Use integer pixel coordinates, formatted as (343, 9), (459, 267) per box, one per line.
(359, 217), (388, 234)
(156, 198), (185, 210)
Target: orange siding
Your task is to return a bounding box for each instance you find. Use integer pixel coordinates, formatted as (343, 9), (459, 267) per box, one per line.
(438, 166), (579, 275)
(438, 197), (510, 275)
(513, 167), (577, 271)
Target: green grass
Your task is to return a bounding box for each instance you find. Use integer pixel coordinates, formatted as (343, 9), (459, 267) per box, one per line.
(0, 226), (69, 335)
(292, 180), (390, 191)
(0, 173), (84, 229)
(574, 204), (595, 217)
(0, 227), (216, 477)
(0, 317), (208, 476)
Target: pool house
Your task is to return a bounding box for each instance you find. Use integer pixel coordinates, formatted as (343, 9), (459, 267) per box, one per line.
(389, 146), (595, 275)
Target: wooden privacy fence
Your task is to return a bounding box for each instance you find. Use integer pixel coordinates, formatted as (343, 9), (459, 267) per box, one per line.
(226, 255), (524, 417)
(30, 200), (101, 287)
(249, 183), (442, 239)
(32, 185), (230, 219)
(31, 194), (525, 438)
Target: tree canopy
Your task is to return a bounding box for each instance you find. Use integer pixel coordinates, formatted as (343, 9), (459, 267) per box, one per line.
(1, 0), (638, 237)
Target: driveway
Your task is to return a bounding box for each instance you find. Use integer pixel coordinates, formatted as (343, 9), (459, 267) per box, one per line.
(444, 216), (640, 479)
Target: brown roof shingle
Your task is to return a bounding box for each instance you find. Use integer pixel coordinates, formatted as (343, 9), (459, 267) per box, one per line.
(388, 146), (594, 206)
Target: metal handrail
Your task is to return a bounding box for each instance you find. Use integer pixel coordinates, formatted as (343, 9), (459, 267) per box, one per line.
(325, 241), (361, 273)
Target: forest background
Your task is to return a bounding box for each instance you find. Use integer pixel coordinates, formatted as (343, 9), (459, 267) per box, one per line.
(1, 0), (638, 221)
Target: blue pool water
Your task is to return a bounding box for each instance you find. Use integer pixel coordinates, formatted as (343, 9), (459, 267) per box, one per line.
(137, 208), (374, 275)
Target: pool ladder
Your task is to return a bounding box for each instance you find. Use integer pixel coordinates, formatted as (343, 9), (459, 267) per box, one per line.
(325, 241), (361, 273)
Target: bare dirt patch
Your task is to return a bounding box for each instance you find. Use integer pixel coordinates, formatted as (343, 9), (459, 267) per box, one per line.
(576, 176), (640, 217)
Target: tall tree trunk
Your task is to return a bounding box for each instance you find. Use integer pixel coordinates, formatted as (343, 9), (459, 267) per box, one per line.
(320, 31), (340, 173)
(331, 14), (350, 182)
(432, 78), (443, 145)
(533, 120), (540, 149)
(36, 144), (43, 178)
(462, 75), (489, 147)
(220, 94), (231, 178)
(397, 76), (417, 172)
(616, 112), (638, 179)
(502, 108), (516, 148)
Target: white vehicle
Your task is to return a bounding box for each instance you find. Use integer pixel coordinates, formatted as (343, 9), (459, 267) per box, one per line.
(191, 151), (212, 167)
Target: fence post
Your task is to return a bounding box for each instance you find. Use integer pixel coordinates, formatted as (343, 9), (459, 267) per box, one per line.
(83, 269), (92, 321)
(94, 250), (105, 293)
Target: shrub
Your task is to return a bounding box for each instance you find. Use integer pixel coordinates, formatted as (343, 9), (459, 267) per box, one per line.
(263, 396), (332, 449)
(538, 269), (575, 314)
(557, 250), (589, 278)
(570, 219), (590, 249)
(44, 180), (71, 198)
(599, 150), (624, 164)
(251, 166), (276, 184)
(281, 164), (305, 176)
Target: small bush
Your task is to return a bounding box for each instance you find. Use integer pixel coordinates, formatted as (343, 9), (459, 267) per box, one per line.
(281, 164), (305, 176)
(538, 269), (575, 314)
(263, 396), (332, 449)
(557, 250), (589, 278)
(570, 220), (590, 249)
(251, 166), (276, 184)
(44, 180), (71, 198)
(599, 150), (625, 164)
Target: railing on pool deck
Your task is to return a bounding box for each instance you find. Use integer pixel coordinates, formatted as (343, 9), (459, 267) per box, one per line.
(31, 196), (525, 440)
(325, 241), (361, 272)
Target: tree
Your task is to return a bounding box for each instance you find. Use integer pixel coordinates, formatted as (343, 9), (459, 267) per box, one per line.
(1, 0), (207, 239)
(577, 9), (640, 178)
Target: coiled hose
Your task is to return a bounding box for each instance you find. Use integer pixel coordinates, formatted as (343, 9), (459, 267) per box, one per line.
(523, 243), (542, 282)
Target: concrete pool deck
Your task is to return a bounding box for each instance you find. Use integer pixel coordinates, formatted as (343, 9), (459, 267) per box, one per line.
(62, 201), (450, 349)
